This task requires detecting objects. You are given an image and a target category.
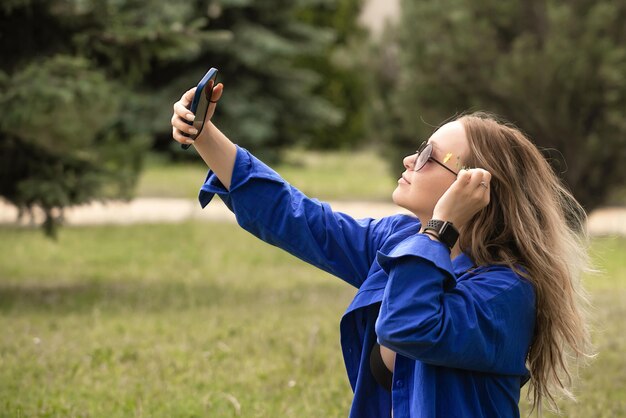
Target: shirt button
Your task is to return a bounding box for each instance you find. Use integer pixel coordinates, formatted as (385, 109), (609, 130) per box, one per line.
(395, 379), (404, 388)
(348, 348), (352, 353)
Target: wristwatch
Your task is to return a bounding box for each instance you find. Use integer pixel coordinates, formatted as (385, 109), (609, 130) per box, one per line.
(423, 219), (459, 250)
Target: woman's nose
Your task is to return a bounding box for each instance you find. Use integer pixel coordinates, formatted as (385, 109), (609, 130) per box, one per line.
(403, 154), (414, 170)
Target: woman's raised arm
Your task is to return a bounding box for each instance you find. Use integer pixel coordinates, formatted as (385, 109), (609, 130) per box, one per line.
(170, 84), (419, 288)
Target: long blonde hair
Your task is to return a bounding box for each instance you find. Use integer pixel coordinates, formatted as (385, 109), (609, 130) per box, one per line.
(456, 112), (594, 414)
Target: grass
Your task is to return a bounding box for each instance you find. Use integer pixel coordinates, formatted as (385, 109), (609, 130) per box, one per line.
(136, 147), (397, 201)
(0, 224), (624, 417)
(0, 223), (354, 417)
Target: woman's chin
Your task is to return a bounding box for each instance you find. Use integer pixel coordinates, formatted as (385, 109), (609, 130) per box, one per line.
(392, 189), (421, 216)
(391, 188), (406, 208)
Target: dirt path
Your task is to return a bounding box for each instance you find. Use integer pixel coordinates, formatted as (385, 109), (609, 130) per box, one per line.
(1, 198), (624, 236)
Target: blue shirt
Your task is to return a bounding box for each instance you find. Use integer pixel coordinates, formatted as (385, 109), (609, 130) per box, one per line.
(199, 145), (536, 418)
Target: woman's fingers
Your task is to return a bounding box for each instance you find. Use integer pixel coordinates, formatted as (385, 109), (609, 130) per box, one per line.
(171, 113), (198, 136)
(203, 83), (224, 122)
(174, 102), (195, 122)
(170, 88), (199, 143)
(456, 168), (472, 184)
(465, 169), (491, 206)
(181, 87), (196, 107)
(211, 83), (224, 102)
(450, 169), (490, 207)
(458, 168), (490, 189)
(172, 127), (195, 145)
(468, 169), (487, 188)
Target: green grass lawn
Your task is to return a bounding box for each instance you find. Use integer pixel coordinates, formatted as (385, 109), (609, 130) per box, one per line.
(136, 147), (397, 202)
(0, 224), (624, 417)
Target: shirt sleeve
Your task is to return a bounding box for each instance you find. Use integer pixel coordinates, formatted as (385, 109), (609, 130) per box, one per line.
(374, 234), (535, 375)
(199, 144), (411, 289)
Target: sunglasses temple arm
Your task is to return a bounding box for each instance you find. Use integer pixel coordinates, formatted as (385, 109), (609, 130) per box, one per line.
(432, 159), (459, 176)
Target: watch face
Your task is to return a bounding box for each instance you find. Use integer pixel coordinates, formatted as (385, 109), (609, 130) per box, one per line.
(439, 222), (459, 248)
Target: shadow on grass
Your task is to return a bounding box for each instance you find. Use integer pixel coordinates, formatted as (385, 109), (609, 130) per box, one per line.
(0, 280), (341, 314)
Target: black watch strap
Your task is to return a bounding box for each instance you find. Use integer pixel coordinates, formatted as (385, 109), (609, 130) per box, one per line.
(423, 219), (459, 250)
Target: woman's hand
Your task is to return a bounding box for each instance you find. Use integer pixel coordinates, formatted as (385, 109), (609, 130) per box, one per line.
(171, 82), (224, 145)
(431, 168), (491, 230)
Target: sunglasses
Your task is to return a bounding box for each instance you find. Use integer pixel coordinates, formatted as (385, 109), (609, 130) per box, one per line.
(411, 141), (459, 176)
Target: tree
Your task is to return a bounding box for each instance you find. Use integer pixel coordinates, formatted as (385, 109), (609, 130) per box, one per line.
(149, 0), (370, 160)
(294, 0), (371, 150)
(371, 0), (626, 212)
(0, 0), (368, 236)
(0, 0), (236, 236)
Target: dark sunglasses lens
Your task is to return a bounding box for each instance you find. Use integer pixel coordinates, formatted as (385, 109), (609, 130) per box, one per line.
(415, 143), (431, 171)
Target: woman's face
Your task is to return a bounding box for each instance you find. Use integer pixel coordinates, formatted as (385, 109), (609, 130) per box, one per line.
(392, 121), (470, 219)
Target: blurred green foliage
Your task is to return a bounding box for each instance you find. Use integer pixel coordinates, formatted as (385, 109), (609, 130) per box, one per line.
(0, 0), (369, 236)
(371, 0), (626, 212)
(166, 0), (370, 159)
(295, 0), (371, 150)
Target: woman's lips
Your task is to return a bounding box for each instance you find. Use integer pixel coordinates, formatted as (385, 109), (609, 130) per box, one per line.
(398, 174), (411, 184)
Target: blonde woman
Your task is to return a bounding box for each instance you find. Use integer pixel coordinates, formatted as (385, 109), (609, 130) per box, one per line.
(170, 83), (592, 417)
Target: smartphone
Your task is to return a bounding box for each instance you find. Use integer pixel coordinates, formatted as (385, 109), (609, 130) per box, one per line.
(181, 67), (219, 150)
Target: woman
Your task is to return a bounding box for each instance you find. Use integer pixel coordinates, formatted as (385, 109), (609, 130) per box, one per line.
(170, 83), (592, 417)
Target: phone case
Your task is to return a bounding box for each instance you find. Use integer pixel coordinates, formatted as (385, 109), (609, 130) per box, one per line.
(181, 67), (218, 150)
